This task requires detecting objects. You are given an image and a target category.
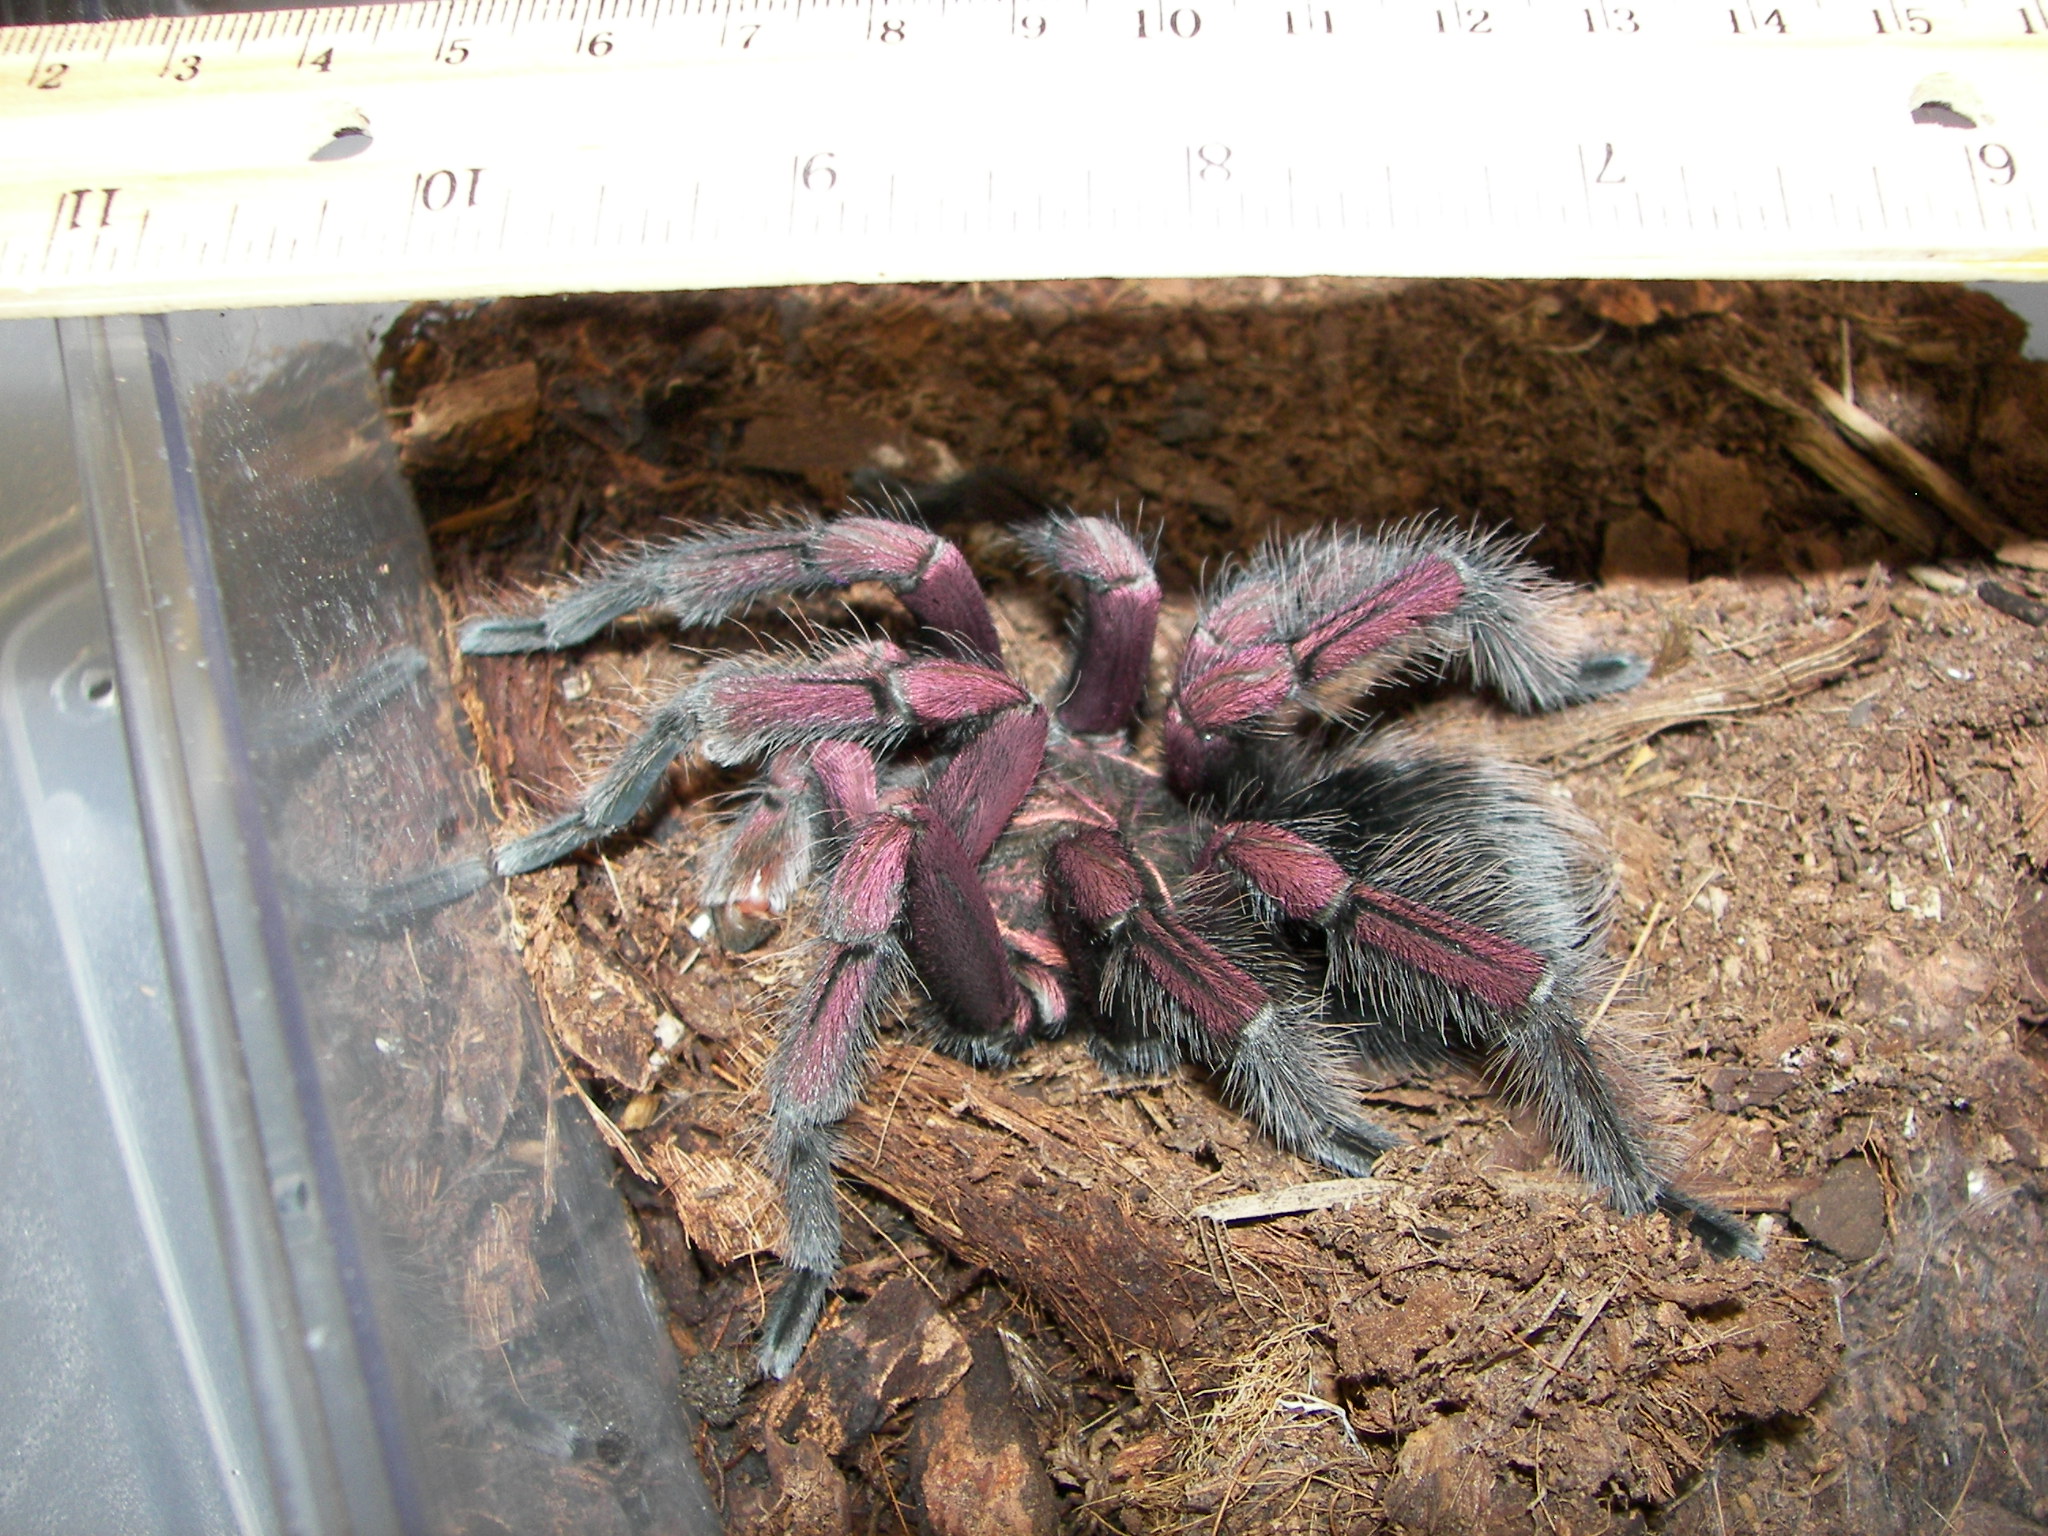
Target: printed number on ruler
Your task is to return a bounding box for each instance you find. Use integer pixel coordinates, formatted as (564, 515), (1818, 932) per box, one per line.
(1, 0), (2044, 314)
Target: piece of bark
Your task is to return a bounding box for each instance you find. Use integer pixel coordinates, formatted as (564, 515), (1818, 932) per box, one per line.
(909, 1332), (1061, 1536)
(1723, 366), (2048, 567)
(1194, 1175), (1392, 1223)
(1382, 1416), (1524, 1536)
(644, 1144), (780, 1266)
(753, 1437), (851, 1536)
(758, 1275), (971, 1457)
(537, 930), (663, 1093)
(1811, 380), (2034, 561)
(1721, 367), (1945, 555)
(834, 1052), (1254, 1373)
(1980, 580), (2048, 626)
(1791, 1158), (1888, 1263)
(1579, 279), (1740, 329)
(398, 361), (539, 480)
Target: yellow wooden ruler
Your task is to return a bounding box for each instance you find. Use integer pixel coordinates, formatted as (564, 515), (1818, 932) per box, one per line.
(1, 0), (2042, 317)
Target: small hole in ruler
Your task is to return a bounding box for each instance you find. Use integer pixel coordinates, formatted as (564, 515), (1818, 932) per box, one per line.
(311, 125), (373, 163)
(1907, 73), (1985, 131)
(1910, 101), (1976, 129)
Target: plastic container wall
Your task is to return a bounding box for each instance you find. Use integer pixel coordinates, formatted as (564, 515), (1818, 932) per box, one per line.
(0, 314), (261, 1536)
(0, 309), (719, 1535)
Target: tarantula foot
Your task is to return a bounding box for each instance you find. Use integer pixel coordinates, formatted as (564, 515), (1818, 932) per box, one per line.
(932, 1027), (1027, 1071)
(1312, 1118), (1403, 1179)
(494, 813), (600, 877)
(758, 1268), (834, 1380)
(1088, 1035), (1183, 1081)
(1570, 650), (1650, 700)
(1657, 1187), (1765, 1261)
(458, 616), (554, 656)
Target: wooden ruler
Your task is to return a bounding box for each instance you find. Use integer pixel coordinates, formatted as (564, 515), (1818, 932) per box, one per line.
(1, 0), (2043, 317)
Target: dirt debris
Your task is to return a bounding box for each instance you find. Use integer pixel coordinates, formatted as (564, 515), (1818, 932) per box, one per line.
(398, 278), (2048, 1534)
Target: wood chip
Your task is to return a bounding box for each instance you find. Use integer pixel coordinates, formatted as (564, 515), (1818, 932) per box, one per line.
(645, 1143), (781, 1265)
(398, 360), (539, 479)
(1194, 1177), (1393, 1224)
(1811, 380), (2025, 558)
(1722, 367), (1943, 555)
(1980, 580), (2048, 627)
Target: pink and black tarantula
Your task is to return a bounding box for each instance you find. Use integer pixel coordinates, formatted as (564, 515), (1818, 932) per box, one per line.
(460, 505), (1761, 1377)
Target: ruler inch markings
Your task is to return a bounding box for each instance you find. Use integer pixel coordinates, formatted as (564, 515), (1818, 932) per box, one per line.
(1, 0), (2045, 317)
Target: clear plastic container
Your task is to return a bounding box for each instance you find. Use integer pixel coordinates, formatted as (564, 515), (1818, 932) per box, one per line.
(0, 308), (720, 1535)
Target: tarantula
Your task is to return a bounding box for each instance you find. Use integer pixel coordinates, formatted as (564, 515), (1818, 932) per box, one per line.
(460, 506), (1760, 1378)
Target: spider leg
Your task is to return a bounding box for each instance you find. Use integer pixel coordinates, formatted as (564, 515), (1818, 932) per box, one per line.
(761, 783), (1044, 1372)
(1049, 828), (1398, 1174)
(1204, 750), (1760, 1259)
(690, 642), (1029, 764)
(902, 806), (1033, 1066)
(1495, 1005), (1761, 1259)
(491, 641), (1028, 874)
(925, 704), (1048, 863)
(911, 702), (1052, 1063)
(701, 740), (878, 952)
(1199, 818), (1549, 1013)
(495, 693), (700, 875)
(1164, 523), (1646, 800)
(760, 812), (914, 1378)
(459, 511), (1001, 659)
(1016, 516), (1161, 734)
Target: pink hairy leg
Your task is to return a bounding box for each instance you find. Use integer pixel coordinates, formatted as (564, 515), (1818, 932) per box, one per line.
(1165, 558), (1465, 800)
(1019, 517), (1162, 734)
(760, 810), (915, 1378)
(1162, 526), (1651, 802)
(1291, 558), (1467, 682)
(489, 642), (1028, 875)
(1199, 821), (1548, 1012)
(808, 738), (881, 825)
(1048, 829), (1268, 1044)
(763, 711), (1050, 1365)
(807, 517), (1002, 658)
(924, 705), (1048, 865)
(459, 512), (1001, 659)
(903, 809), (1033, 1058)
(693, 642), (1028, 764)
(703, 679), (1042, 957)
(877, 705), (1049, 1060)
(1049, 826), (1401, 1172)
